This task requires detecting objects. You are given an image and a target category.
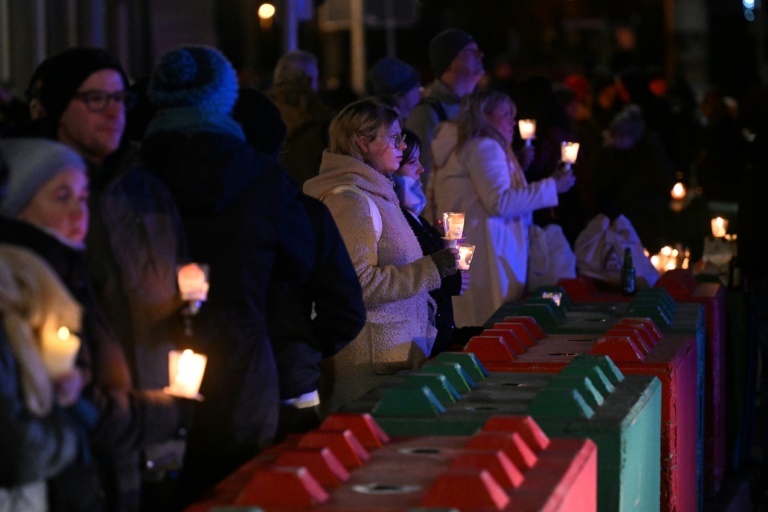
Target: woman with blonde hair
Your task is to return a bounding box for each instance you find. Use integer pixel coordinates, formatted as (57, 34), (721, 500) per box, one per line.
(432, 89), (575, 326)
(303, 98), (458, 413)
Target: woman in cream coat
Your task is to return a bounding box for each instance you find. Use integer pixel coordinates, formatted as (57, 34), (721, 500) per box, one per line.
(432, 90), (575, 327)
(304, 98), (458, 414)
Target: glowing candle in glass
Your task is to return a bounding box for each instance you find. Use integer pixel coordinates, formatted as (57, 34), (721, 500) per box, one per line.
(165, 349), (207, 400)
(711, 217), (728, 238)
(177, 263), (210, 302)
(442, 212), (465, 240)
(518, 119), (536, 146)
(457, 243), (476, 270)
(41, 325), (80, 378)
(561, 141), (580, 170)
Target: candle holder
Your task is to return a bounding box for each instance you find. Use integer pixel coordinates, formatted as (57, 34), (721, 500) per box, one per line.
(518, 119), (536, 146)
(560, 141), (580, 171)
(164, 349), (207, 401)
(457, 243), (476, 270)
(177, 263), (209, 336)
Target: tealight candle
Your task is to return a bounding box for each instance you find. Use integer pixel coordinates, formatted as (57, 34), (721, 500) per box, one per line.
(711, 217), (728, 238)
(442, 212), (465, 240)
(561, 141), (580, 170)
(177, 263), (210, 302)
(41, 325), (80, 378)
(518, 119), (536, 146)
(166, 349), (207, 400)
(457, 243), (476, 270)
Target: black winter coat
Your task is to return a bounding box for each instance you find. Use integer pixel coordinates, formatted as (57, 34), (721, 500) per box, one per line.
(141, 130), (317, 499)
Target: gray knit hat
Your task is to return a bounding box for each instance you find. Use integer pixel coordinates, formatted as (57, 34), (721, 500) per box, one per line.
(0, 138), (86, 217)
(429, 28), (476, 76)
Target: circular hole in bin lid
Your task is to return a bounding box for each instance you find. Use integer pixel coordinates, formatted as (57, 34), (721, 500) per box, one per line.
(400, 447), (443, 455)
(353, 483), (421, 494)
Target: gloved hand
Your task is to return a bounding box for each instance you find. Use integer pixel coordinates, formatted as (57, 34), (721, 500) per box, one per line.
(431, 248), (459, 278)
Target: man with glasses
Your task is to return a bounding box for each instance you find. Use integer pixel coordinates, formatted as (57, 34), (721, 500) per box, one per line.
(406, 28), (485, 223)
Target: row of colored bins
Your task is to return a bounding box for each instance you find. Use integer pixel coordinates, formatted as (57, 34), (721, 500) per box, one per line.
(466, 315), (697, 512)
(184, 409), (598, 512)
(486, 286), (705, 512)
(342, 353), (661, 512)
(560, 270), (726, 494)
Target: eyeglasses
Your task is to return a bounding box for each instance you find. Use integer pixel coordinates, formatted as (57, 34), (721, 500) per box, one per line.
(386, 133), (407, 147)
(73, 90), (136, 112)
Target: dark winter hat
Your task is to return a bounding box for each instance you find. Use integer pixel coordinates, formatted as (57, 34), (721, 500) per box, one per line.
(367, 57), (420, 96)
(0, 138), (85, 217)
(232, 87), (287, 158)
(28, 47), (129, 124)
(148, 45), (239, 115)
(429, 28), (476, 76)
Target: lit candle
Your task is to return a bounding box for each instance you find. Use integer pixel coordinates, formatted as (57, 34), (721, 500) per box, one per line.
(651, 254), (662, 273)
(561, 142), (580, 170)
(41, 326), (80, 378)
(711, 217), (728, 238)
(518, 119), (536, 146)
(177, 263), (210, 302)
(670, 182), (686, 200)
(457, 243), (476, 270)
(442, 212), (466, 240)
(166, 349), (207, 399)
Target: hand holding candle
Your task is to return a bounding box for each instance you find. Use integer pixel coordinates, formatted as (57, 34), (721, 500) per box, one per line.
(165, 349), (207, 400)
(41, 325), (81, 379)
(518, 119), (536, 146)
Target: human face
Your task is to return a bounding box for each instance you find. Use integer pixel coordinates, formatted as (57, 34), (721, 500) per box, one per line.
(17, 166), (89, 246)
(363, 120), (406, 175)
(57, 69), (126, 164)
(397, 147), (424, 181)
(489, 101), (515, 145)
(453, 43), (485, 79)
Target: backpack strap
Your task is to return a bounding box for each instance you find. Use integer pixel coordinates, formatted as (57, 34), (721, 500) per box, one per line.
(322, 185), (382, 242)
(419, 97), (448, 123)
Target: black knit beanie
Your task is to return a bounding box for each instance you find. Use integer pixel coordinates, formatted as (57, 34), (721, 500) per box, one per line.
(28, 47), (129, 124)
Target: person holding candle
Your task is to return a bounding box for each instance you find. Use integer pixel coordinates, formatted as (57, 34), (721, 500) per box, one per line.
(303, 98), (459, 413)
(142, 45), (318, 501)
(0, 245), (89, 512)
(0, 137), (188, 512)
(432, 89), (575, 326)
(393, 129), (483, 355)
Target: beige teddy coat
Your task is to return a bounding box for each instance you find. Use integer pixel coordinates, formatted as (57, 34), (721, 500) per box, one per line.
(304, 151), (442, 413)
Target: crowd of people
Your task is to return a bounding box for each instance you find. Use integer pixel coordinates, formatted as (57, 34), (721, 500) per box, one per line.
(1, 25), (767, 512)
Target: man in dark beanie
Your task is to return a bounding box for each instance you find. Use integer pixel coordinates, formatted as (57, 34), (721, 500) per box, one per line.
(406, 28), (484, 223)
(25, 47), (133, 165)
(141, 44), (317, 503)
(366, 57), (422, 119)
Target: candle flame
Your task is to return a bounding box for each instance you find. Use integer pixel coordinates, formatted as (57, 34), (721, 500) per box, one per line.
(671, 182), (686, 199)
(57, 326), (70, 340)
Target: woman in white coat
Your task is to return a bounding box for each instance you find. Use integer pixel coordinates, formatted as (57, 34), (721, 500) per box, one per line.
(432, 90), (575, 326)
(303, 98), (458, 414)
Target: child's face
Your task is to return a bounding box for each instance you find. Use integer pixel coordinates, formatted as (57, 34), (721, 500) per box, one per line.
(17, 166), (89, 245)
(397, 147), (424, 181)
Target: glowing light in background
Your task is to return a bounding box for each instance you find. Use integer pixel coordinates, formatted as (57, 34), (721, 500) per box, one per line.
(258, 3), (276, 19)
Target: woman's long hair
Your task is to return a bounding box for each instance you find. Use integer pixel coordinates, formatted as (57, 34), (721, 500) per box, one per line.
(457, 89), (516, 159)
